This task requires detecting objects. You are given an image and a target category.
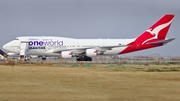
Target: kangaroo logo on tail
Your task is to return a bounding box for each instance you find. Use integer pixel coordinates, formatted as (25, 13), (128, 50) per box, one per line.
(120, 14), (175, 55)
(134, 14), (174, 45)
(142, 19), (173, 45)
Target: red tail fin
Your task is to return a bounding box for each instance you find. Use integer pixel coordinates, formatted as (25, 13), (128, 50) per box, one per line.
(135, 14), (175, 45)
(119, 14), (175, 54)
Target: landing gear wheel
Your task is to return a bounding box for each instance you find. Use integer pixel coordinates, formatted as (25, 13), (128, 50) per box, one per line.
(88, 57), (92, 61)
(42, 57), (46, 61)
(76, 58), (80, 61)
(76, 56), (92, 61)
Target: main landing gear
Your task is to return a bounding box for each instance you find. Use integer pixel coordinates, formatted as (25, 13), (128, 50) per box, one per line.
(42, 57), (46, 61)
(76, 56), (92, 61)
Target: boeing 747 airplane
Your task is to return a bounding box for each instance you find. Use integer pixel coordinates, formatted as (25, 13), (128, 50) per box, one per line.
(1, 14), (175, 61)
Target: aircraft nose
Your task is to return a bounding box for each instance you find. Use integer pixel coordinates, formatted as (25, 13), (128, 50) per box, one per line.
(3, 44), (7, 50)
(3, 42), (11, 51)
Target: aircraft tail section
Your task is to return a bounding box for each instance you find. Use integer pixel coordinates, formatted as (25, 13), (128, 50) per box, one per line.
(120, 14), (175, 54)
(135, 14), (175, 45)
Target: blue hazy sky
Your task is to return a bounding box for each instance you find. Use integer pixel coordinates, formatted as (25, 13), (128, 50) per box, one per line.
(0, 0), (180, 56)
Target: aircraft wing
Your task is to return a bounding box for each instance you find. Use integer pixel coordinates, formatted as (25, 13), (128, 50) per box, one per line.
(52, 47), (96, 53)
(51, 44), (127, 54)
(146, 38), (175, 45)
(98, 45), (127, 49)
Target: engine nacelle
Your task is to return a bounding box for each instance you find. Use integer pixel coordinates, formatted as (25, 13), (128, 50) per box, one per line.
(86, 49), (98, 57)
(30, 55), (38, 58)
(61, 51), (73, 58)
(7, 52), (19, 56)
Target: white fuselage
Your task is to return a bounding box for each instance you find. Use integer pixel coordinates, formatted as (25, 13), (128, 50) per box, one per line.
(1, 14), (175, 61)
(2, 14), (175, 61)
(3, 36), (135, 56)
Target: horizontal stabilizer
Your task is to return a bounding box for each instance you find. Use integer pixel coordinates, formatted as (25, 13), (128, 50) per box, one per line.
(146, 38), (175, 45)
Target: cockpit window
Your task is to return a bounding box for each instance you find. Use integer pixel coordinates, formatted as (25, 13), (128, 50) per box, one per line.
(15, 38), (19, 40)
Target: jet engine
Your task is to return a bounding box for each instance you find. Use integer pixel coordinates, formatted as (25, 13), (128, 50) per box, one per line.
(61, 51), (73, 58)
(86, 49), (98, 57)
(7, 52), (19, 57)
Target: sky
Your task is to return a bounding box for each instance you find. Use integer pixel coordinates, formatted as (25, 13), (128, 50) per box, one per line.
(0, 0), (180, 56)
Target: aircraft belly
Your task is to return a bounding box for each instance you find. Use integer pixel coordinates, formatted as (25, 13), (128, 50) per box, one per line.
(27, 50), (40, 55)
(44, 52), (60, 56)
(104, 47), (127, 55)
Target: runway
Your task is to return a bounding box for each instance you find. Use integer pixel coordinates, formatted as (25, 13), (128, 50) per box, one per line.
(3, 56), (179, 64)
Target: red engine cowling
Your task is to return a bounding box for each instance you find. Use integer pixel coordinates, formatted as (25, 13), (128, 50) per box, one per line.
(61, 51), (73, 58)
(86, 49), (98, 57)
